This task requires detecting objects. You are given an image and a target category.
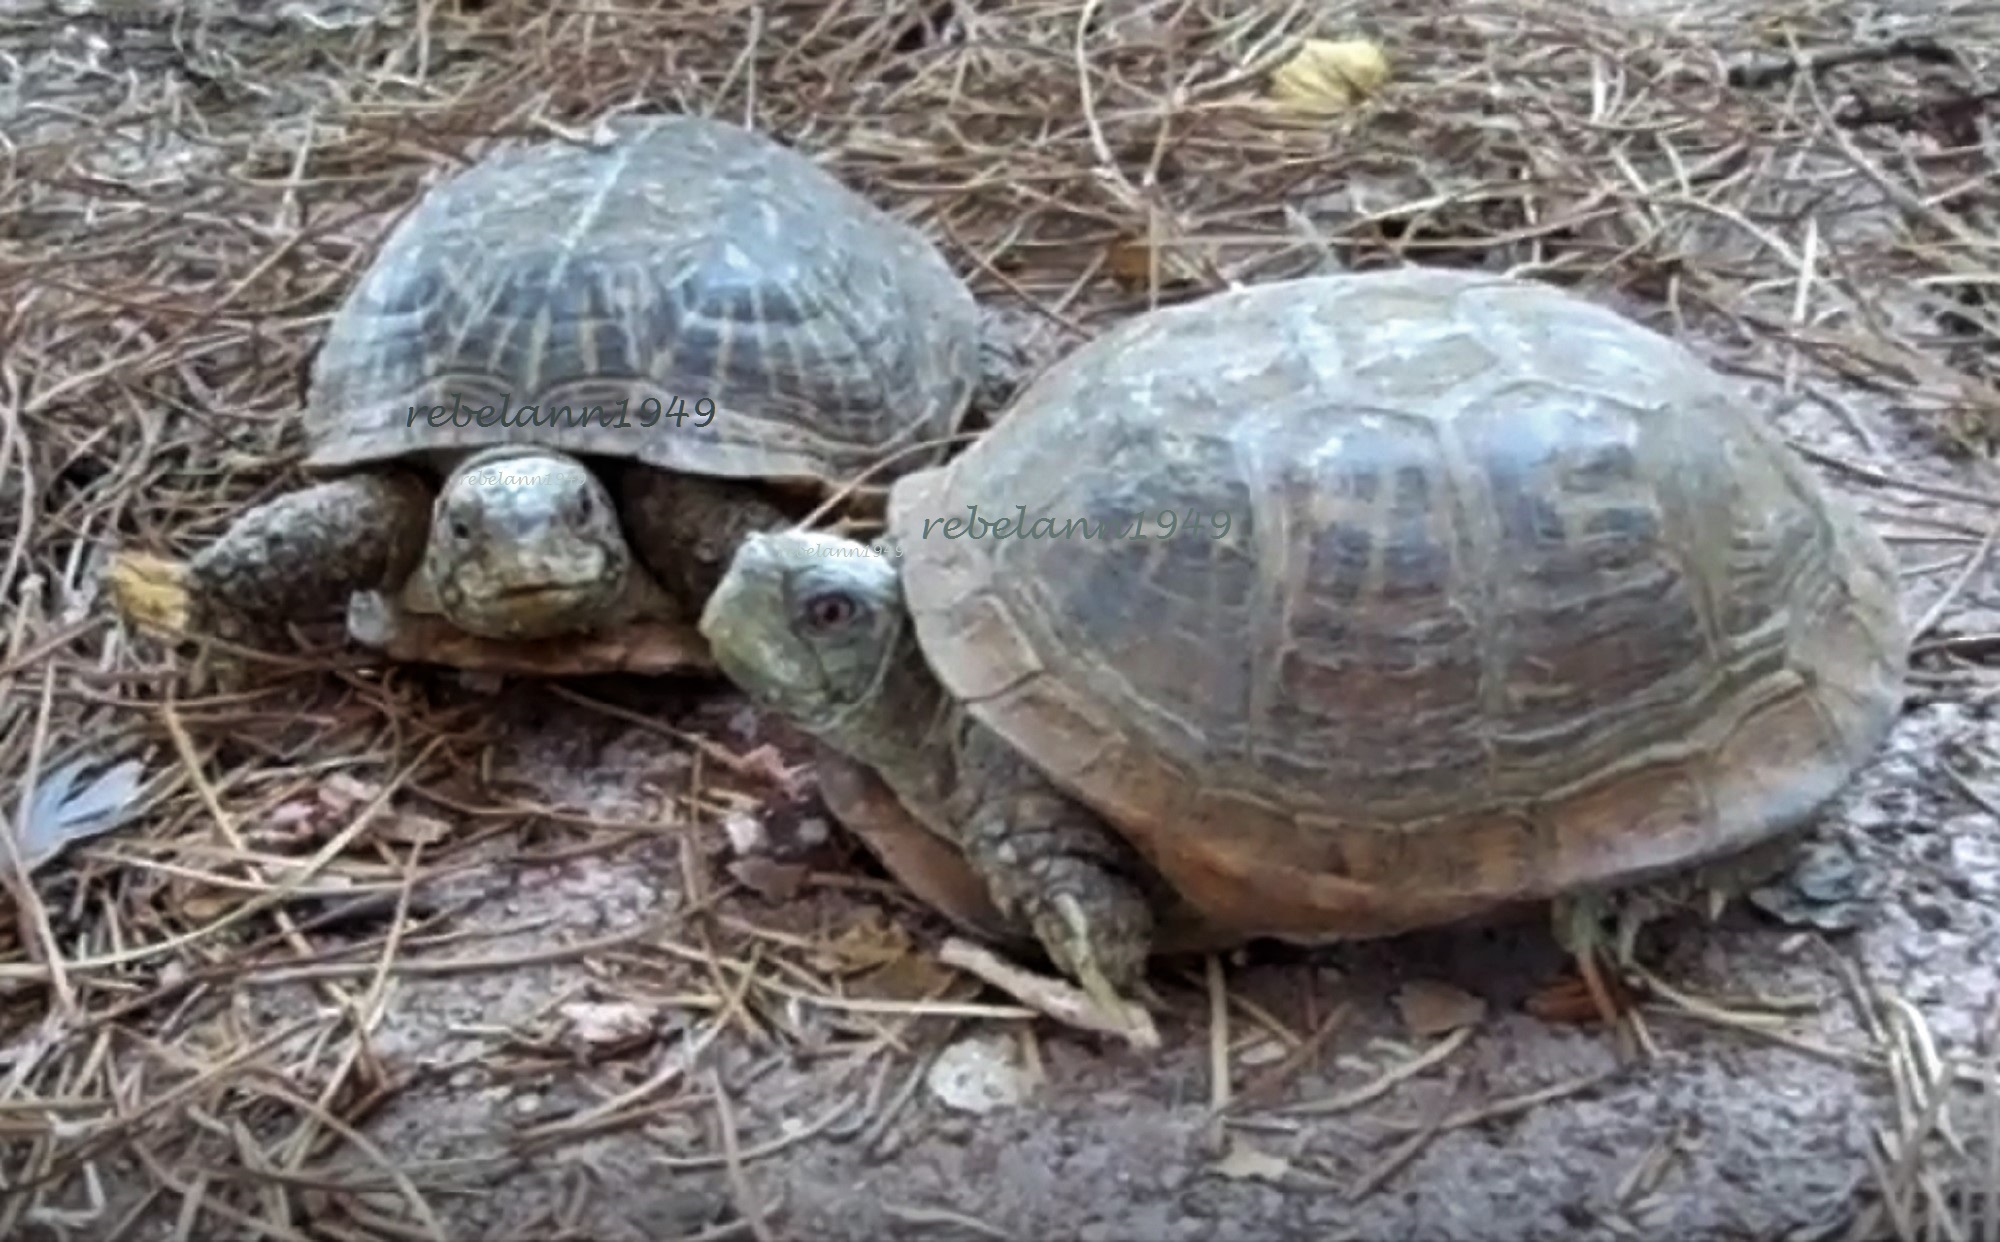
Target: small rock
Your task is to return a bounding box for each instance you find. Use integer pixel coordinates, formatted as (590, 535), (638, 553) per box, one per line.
(722, 813), (768, 855)
(793, 815), (831, 848)
(728, 857), (809, 901)
(1748, 840), (1876, 932)
(1211, 1134), (1291, 1182)
(1905, 893), (1954, 932)
(558, 1000), (658, 1051)
(1236, 1038), (1288, 1067)
(453, 670), (508, 695)
(1393, 979), (1487, 1035)
(377, 809), (453, 846)
(925, 1032), (1038, 1114)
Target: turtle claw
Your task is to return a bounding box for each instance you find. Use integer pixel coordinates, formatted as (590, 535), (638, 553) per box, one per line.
(1039, 891), (1144, 1020)
(1551, 893), (1633, 1028)
(1073, 955), (1130, 1021)
(1573, 943), (1624, 1029)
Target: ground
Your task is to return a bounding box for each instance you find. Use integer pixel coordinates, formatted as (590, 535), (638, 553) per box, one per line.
(3, 1), (1999, 1240)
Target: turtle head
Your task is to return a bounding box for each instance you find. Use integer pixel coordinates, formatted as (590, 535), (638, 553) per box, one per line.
(698, 530), (907, 736)
(424, 450), (631, 641)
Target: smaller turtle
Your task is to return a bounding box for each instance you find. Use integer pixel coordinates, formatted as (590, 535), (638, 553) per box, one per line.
(109, 112), (991, 675)
(696, 266), (1907, 1023)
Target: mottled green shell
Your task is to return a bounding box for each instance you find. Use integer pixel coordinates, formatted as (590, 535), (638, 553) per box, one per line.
(888, 267), (1907, 940)
(307, 113), (979, 484)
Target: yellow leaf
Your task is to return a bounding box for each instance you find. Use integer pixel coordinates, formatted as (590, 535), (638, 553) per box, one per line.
(1268, 38), (1390, 115)
(1104, 237), (1201, 292)
(106, 551), (193, 635)
(852, 953), (957, 1002)
(810, 911), (914, 974)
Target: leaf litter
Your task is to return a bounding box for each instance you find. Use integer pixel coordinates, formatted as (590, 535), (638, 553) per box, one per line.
(3, 0), (2000, 1238)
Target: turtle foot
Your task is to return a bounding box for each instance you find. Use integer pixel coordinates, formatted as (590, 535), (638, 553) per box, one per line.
(1546, 834), (1810, 1029)
(1025, 884), (1155, 1019)
(1548, 891), (1648, 1028)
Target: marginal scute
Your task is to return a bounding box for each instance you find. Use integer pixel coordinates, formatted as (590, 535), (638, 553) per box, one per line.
(890, 266), (1907, 942)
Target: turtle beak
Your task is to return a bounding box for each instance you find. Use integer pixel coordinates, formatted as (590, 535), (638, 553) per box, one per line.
(698, 535), (818, 709)
(696, 534), (777, 650)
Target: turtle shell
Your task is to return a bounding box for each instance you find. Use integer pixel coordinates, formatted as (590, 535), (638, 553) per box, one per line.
(306, 113), (979, 485)
(886, 267), (1907, 942)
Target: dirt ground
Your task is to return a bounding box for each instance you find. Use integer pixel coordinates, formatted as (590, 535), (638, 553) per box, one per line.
(4, 0), (1999, 1240)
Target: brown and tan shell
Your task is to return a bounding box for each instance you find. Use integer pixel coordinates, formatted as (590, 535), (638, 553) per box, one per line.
(887, 267), (1908, 943)
(306, 113), (980, 486)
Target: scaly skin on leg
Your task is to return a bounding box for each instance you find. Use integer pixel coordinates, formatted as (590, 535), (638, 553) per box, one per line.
(618, 465), (798, 615)
(951, 719), (1157, 1014)
(968, 305), (1030, 428)
(817, 740), (1240, 960)
(184, 471), (432, 641)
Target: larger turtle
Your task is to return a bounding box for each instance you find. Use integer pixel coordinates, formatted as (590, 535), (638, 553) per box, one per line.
(109, 112), (985, 674)
(696, 266), (1908, 1020)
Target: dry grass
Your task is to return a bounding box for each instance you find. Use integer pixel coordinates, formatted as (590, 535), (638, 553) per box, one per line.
(2, 0), (1998, 1237)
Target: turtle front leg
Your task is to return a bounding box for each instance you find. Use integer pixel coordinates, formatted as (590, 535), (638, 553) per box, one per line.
(110, 472), (432, 646)
(952, 722), (1157, 1017)
(618, 466), (797, 616)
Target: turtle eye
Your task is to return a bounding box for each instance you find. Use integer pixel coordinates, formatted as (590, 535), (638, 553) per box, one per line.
(450, 519), (473, 541)
(801, 590), (859, 632)
(573, 491), (595, 522)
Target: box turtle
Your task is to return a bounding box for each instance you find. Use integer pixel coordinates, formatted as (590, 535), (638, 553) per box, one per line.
(697, 266), (1908, 1020)
(109, 112), (984, 675)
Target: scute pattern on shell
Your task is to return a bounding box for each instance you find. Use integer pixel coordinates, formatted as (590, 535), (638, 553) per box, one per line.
(306, 113), (980, 484)
(888, 267), (1907, 942)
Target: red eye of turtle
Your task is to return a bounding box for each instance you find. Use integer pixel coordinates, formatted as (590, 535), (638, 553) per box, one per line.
(804, 591), (858, 631)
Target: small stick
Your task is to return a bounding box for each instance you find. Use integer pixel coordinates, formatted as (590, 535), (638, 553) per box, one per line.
(706, 1070), (778, 1242)
(937, 937), (1161, 1049)
(1726, 36), (1956, 90)
(1206, 954), (1231, 1113)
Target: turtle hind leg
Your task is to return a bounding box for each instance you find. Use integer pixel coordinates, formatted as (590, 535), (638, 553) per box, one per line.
(1546, 832), (1818, 1029)
(617, 465), (798, 614)
(1548, 888), (1653, 1029)
(110, 471), (432, 645)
